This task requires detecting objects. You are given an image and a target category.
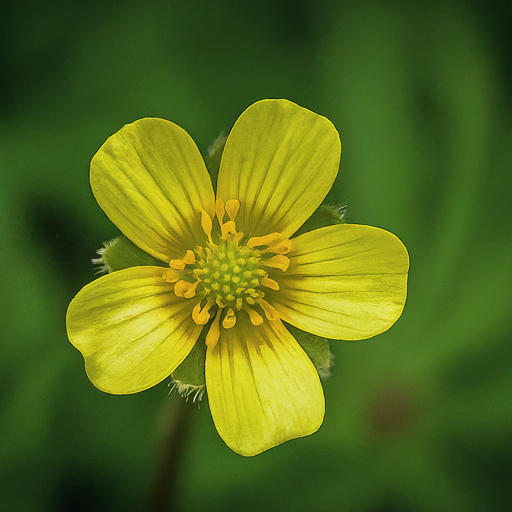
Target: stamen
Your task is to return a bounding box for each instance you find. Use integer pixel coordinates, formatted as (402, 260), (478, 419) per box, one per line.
(245, 306), (263, 326)
(221, 220), (237, 239)
(183, 207), (290, 332)
(247, 232), (281, 248)
(174, 280), (193, 297)
(192, 301), (213, 324)
(183, 250), (196, 264)
(225, 199), (240, 221)
(258, 299), (280, 321)
(201, 210), (213, 244)
(193, 267), (207, 278)
(215, 198), (225, 225)
(169, 259), (186, 271)
(205, 309), (222, 348)
(163, 269), (180, 283)
(184, 280), (200, 298)
(268, 239), (292, 254)
(261, 254), (290, 272)
(222, 308), (237, 329)
(261, 277), (279, 290)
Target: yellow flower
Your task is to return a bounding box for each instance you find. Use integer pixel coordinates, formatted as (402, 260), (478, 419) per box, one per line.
(66, 99), (409, 456)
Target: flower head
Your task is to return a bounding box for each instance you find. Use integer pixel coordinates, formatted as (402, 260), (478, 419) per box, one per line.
(66, 99), (409, 456)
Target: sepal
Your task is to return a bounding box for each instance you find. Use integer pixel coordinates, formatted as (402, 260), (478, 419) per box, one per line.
(285, 322), (333, 379)
(293, 204), (346, 238)
(170, 327), (208, 401)
(204, 133), (227, 190)
(93, 236), (167, 274)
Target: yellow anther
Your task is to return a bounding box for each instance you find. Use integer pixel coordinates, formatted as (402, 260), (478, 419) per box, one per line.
(261, 254), (290, 272)
(169, 259), (186, 271)
(261, 277), (279, 290)
(193, 267), (208, 278)
(215, 198), (225, 225)
(258, 299), (280, 321)
(268, 239), (292, 255)
(225, 199), (240, 221)
(184, 205), (289, 328)
(162, 269), (180, 283)
(192, 301), (213, 325)
(205, 309), (222, 348)
(247, 232), (281, 248)
(245, 306), (263, 326)
(201, 210), (213, 244)
(221, 220), (237, 239)
(222, 308), (237, 329)
(192, 302), (202, 323)
(184, 280), (200, 298)
(174, 280), (192, 297)
(183, 250), (196, 264)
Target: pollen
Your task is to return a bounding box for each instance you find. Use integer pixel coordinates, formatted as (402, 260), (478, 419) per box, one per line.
(164, 199), (292, 348)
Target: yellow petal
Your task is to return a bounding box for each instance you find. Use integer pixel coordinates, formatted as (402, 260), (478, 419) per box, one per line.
(206, 316), (325, 456)
(66, 267), (202, 394)
(217, 99), (341, 240)
(91, 118), (215, 262)
(268, 224), (409, 340)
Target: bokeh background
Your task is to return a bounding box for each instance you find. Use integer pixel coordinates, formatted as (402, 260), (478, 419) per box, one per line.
(2, 0), (512, 510)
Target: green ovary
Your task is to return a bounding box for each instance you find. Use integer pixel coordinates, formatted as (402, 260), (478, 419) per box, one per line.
(197, 240), (266, 309)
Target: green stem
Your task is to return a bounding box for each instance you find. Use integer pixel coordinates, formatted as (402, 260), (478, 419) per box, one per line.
(146, 392), (196, 512)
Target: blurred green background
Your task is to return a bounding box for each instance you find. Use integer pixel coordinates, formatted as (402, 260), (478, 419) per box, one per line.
(1, 0), (512, 510)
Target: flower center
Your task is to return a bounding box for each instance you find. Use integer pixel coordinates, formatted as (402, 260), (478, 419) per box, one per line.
(162, 198), (291, 348)
(197, 241), (267, 309)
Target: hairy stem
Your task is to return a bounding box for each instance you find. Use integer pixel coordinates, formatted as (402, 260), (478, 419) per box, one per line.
(146, 392), (197, 512)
